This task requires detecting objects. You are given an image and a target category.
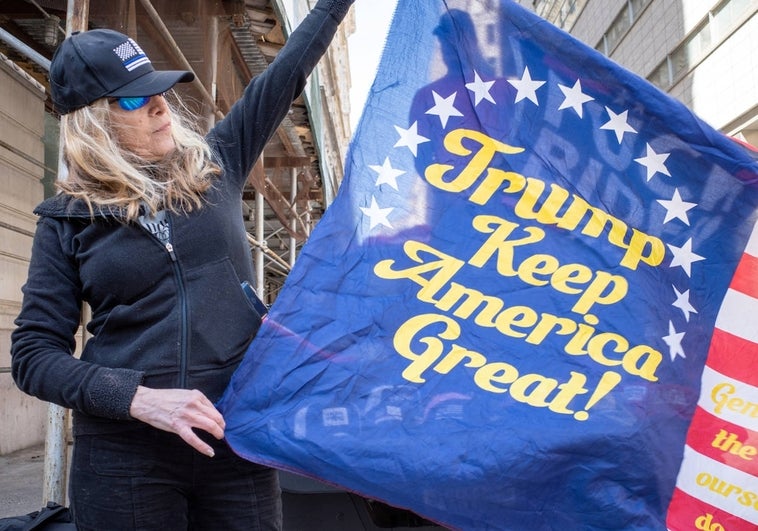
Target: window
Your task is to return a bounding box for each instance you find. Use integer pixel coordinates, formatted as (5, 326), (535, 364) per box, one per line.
(597, 0), (652, 55)
(629, 0), (648, 19)
(535, 0), (587, 30)
(646, 0), (753, 89)
(605, 5), (630, 51)
(648, 59), (672, 90)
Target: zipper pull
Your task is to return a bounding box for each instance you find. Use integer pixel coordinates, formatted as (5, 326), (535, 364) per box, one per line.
(165, 242), (177, 262)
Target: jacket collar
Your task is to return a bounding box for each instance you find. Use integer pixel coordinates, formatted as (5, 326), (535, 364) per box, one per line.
(33, 193), (129, 220)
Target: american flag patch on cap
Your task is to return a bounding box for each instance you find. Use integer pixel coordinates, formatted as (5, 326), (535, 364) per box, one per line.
(113, 38), (151, 71)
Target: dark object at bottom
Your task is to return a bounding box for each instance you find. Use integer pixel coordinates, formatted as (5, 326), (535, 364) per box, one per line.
(281, 472), (445, 530)
(0, 502), (76, 531)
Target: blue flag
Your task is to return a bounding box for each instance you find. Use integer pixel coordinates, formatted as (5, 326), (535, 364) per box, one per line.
(217, 1), (758, 529)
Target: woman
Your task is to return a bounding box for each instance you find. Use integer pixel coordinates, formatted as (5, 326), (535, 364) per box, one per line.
(11, 0), (354, 529)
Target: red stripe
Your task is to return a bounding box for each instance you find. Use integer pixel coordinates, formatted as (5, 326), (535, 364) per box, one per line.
(686, 407), (758, 476)
(706, 329), (758, 387)
(667, 488), (757, 531)
(730, 253), (758, 299)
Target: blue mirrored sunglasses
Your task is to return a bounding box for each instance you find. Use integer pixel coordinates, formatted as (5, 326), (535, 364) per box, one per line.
(108, 93), (166, 111)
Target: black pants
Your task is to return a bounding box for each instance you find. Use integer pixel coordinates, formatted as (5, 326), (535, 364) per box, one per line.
(69, 426), (282, 531)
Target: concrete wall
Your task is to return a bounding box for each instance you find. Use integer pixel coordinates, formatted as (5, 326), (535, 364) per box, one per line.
(0, 54), (48, 455)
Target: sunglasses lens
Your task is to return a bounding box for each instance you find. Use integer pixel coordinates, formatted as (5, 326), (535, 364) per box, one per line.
(118, 96), (151, 111)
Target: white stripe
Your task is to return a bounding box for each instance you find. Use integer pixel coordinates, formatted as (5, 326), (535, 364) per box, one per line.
(675, 445), (758, 525)
(715, 288), (758, 343)
(699, 366), (758, 430)
(744, 219), (758, 258)
(125, 57), (150, 71)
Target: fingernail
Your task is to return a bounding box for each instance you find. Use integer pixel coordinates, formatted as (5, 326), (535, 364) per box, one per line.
(207, 449), (215, 458)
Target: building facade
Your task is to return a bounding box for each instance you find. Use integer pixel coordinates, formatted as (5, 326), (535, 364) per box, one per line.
(0, 55), (51, 455)
(522, 0), (757, 145)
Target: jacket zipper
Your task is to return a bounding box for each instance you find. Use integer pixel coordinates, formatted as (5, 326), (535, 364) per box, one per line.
(139, 213), (190, 389)
(164, 241), (189, 389)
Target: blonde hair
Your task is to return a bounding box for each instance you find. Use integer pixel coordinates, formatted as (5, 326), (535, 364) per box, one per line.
(57, 93), (220, 221)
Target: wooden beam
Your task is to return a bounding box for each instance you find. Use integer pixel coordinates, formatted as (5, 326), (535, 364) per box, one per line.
(66, 0), (89, 34)
(137, 0), (223, 119)
(263, 155), (312, 168)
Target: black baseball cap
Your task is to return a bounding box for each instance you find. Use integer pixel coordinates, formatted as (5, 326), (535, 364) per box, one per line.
(49, 28), (194, 114)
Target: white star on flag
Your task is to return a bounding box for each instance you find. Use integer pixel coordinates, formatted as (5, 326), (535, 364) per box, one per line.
(360, 196), (393, 230)
(394, 121), (430, 156)
(369, 158), (406, 191)
(465, 70), (496, 106)
(507, 66), (545, 105)
(657, 189), (697, 225)
(557, 79), (594, 118)
(635, 143), (671, 181)
(662, 321), (686, 362)
(600, 107), (637, 143)
(672, 286), (698, 322)
(426, 91), (464, 128)
(667, 238), (705, 277)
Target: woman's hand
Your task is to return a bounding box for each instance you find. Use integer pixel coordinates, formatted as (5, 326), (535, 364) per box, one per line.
(129, 385), (225, 457)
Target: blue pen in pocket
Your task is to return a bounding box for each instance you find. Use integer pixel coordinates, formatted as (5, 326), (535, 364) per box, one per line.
(241, 281), (269, 318)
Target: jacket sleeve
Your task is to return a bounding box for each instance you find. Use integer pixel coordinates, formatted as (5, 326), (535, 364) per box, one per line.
(207, 0), (355, 188)
(11, 217), (144, 420)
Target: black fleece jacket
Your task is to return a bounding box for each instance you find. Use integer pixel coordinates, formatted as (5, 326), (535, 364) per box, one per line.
(11, 0), (354, 436)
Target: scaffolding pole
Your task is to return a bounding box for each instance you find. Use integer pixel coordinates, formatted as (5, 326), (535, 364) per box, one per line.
(42, 0), (89, 507)
(255, 190), (265, 299)
(289, 168), (297, 267)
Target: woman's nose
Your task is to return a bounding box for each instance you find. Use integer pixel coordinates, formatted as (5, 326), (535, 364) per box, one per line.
(148, 93), (169, 114)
